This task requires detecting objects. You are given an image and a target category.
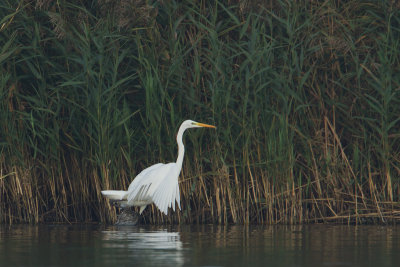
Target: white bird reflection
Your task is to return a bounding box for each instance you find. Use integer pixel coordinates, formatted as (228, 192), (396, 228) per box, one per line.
(101, 227), (184, 266)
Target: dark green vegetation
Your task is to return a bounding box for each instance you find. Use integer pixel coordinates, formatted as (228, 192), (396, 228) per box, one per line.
(1, 0), (400, 224)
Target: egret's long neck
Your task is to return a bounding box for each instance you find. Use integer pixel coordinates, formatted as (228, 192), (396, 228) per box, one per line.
(176, 125), (186, 168)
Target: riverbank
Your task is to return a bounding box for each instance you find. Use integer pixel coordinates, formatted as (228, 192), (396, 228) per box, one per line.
(1, 1), (399, 224)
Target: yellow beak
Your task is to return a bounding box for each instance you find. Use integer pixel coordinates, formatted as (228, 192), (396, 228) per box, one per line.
(195, 122), (217, 129)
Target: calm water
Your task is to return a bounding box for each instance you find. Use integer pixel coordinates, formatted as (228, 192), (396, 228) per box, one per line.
(0, 224), (399, 266)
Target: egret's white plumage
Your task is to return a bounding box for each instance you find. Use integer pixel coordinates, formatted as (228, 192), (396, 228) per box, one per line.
(101, 120), (216, 215)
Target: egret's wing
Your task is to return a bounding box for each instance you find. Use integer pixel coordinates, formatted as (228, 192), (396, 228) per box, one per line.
(126, 162), (181, 215)
(127, 163), (163, 193)
(151, 164), (181, 215)
(126, 163), (172, 205)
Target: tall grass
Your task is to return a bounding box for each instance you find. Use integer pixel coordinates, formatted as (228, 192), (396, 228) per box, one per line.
(1, 0), (399, 224)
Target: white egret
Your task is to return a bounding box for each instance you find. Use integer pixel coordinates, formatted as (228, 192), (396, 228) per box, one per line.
(101, 120), (216, 215)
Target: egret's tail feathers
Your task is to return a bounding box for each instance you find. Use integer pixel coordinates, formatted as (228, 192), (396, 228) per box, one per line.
(101, 190), (128, 200)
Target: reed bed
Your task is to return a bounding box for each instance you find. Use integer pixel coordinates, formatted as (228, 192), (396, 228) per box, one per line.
(1, 0), (400, 224)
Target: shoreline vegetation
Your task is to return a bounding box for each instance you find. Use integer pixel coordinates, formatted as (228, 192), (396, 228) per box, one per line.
(1, 0), (400, 224)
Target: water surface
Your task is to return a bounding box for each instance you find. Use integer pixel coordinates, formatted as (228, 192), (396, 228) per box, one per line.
(0, 224), (399, 266)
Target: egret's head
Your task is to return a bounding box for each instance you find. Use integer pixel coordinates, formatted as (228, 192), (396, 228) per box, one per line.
(182, 120), (216, 129)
